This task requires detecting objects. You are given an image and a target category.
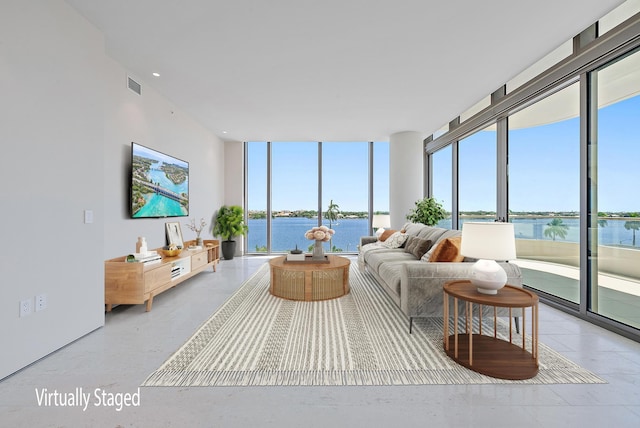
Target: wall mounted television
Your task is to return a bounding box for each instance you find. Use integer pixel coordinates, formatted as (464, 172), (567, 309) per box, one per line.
(130, 142), (189, 218)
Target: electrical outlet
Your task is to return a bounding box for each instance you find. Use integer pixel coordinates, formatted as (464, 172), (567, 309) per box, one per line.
(19, 299), (32, 317)
(35, 294), (47, 312)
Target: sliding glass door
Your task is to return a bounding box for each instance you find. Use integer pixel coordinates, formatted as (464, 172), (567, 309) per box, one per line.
(508, 82), (581, 303)
(431, 145), (452, 229)
(590, 48), (640, 329)
(458, 125), (496, 228)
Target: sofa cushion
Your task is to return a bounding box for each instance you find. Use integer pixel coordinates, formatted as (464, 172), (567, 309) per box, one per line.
(359, 241), (387, 265)
(360, 241), (385, 252)
(428, 236), (465, 262)
(382, 231), (408, 248)
(416, 227), (448, 243)
(367, 250), (416, 273)
(401, 222), (428, 237)
(404, 237), (432, 260)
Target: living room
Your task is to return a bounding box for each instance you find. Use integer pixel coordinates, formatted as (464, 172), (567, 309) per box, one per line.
(2, 0), (640, 426)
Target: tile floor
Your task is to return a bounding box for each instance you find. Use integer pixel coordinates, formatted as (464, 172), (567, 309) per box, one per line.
(1, 256), (640, 428)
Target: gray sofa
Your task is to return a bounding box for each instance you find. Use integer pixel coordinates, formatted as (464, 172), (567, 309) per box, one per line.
(358, 222), (523, 332)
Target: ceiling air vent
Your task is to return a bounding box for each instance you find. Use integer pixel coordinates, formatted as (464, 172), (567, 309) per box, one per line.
(127, 76), (141, 95)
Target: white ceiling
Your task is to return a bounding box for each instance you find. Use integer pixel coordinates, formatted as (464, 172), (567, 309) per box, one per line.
(65, 0), (623, 142)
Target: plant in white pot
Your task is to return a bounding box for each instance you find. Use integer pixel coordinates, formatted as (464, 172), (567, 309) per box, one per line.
(212, 205), (248, 260)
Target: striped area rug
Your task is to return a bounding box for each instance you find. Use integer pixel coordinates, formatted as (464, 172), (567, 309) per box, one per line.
(142, 261), (605, 386)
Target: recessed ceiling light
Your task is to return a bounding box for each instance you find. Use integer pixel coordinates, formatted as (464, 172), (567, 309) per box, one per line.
(222, 131), (228, 134)
(152, 72), (160, 77)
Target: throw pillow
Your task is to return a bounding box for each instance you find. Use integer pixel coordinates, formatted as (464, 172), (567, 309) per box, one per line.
(403, 235), (416, 254)
(428, 236), (465, 262)
(379, 229), (397, 242)
(405, 237), (432, 259)
(382, 231), (408, 248)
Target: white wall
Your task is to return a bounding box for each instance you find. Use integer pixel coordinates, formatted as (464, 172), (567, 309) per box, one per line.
(389, 131), (424, 228)
(0, 0), (105, 379)
(0, 0), (226, 380)
(102, 58), (225, 258)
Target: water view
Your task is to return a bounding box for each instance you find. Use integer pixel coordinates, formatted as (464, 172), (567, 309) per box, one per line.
(247, 216), (640, 253)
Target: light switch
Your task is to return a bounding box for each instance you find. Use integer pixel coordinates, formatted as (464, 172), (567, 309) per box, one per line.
(84, 210), (93, 224)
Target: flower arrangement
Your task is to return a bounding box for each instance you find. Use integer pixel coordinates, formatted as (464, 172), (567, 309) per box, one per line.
(185, 217), (207, 239)
(304, 225), (335, 242)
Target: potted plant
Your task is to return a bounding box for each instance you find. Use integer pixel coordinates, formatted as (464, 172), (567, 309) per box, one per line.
(212, 205), (248, 260)
(406, 197), (447, 226)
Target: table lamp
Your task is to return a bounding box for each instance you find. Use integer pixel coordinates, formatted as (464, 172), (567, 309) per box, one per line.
(460, 222), (517, 294)
(372, 214), (391, 237)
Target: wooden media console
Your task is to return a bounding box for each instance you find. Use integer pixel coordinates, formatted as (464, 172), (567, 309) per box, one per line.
(104, 239), (219, 312)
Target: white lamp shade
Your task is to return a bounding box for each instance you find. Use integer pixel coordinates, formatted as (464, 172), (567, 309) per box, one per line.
(372, 214), (391, 229)
(461, 222), (516, 294)
(460, 222), (516, 261)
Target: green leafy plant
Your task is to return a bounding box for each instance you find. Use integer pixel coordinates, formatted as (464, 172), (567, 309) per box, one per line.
(405, 197), (447, 226)
(325, 199), (340, 229)
(212, 205), (248, 241)
(325, 199), (340, 249)
(544, 218), (569, 241)
(624, 215), (640, 246)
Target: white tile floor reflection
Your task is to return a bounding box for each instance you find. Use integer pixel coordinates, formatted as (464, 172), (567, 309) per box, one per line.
(1, 256), (640, 427)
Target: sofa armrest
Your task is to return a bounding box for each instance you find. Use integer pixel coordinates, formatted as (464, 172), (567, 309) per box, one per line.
(359, 235), (378, 249)
(400, 262), (522, 318)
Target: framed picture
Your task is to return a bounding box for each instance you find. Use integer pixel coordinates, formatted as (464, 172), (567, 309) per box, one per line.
(165, 222), (184, 248)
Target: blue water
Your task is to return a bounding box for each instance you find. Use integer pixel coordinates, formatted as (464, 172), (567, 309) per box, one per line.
(135, 163), (189, 217)
(248, 217), (367, 252)
(247, 217), (640, 252)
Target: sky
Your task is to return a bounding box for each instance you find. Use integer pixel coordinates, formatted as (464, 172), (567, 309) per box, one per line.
(433, 93), (640, 213)
(247, 94), (639, 214)
(247, 141), (389, 212)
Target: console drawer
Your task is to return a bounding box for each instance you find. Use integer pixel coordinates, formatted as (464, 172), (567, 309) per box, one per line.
(191, 252), (208, 270)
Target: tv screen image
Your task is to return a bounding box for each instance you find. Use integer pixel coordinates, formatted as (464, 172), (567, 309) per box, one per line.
(131, 142), (189, 218)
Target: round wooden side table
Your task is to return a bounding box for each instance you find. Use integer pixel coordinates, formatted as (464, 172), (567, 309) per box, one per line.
(443, 280), (539, 380)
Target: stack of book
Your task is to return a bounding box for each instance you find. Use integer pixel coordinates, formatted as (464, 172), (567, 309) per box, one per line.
(286, 253), (306, 261)
(126, 251), (161, 264)
(170, 264), (182, 278)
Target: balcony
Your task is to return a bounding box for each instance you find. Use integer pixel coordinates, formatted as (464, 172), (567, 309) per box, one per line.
(514, 240), (640, 329)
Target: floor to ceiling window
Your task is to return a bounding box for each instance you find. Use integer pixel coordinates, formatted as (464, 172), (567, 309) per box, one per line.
(271, 142), (318, 252)
(431, 145), (452, 229)
(321, 142), (369, 253)
(590, 48), (640, 329)
(508, 82), (581, 303)
(245, 141), (389, 254)
(246, 142), (268, 252)
(373, 141), (390, 217)
(458, 125), (497, 228)
(424, 5), (640, 340)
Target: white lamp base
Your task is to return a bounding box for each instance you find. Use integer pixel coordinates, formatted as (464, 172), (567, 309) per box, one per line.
(469, 259), (507, 295)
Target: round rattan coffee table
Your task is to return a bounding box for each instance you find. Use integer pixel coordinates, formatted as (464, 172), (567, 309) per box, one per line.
(269, 255), (350, 301)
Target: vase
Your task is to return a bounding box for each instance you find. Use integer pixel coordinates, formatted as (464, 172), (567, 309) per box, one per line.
(196, 237), (203, 246)
(311, 240), (325, 260)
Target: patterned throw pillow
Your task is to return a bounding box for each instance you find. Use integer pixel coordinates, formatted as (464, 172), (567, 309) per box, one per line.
(428, 236), (465, 262)
(404, 237), (432, 260)
(382, 231), (408, 249)
(379, 229), (397, 242)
